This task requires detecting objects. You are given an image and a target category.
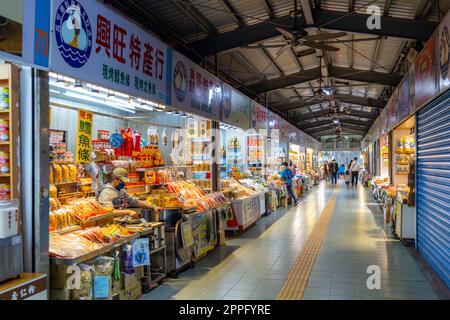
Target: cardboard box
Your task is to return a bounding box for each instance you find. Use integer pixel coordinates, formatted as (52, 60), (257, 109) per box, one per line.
(119, 281), (142, 300)
(49, 264), (71, 289)
(50, 288), (71, 300)
(121, 272), (138, 289)
(134, 266), (144, 281)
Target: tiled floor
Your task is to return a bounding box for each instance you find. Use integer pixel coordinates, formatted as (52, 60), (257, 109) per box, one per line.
(142, 181), (441, 300)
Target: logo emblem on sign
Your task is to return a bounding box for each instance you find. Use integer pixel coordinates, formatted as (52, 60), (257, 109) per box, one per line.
(173, 61), (187, 102)
(55, 0), (92, 68)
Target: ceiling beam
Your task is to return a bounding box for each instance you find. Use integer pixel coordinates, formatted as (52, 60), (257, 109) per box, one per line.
(300, 119), (369, 130)
(171, 0), (218, 35)
(246, 67), (322, 93)
(328, 66), (402, 86)
(188, 9), (437, 56)
(348, 0), (355, 12)
(313, 9), (437, 41)
(218, 0), (246, 28)
(247, 65), (400, 93)
(260, 0), (275, 19)
(383, 0), (392, 16)
(306, 125), (367, 135)
(293, 109), (378, 122)
(415, 0), (434, 20)
(274, 94), (386, 110)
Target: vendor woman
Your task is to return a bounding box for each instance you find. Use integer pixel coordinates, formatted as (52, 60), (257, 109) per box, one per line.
(98, 167), (153, 216)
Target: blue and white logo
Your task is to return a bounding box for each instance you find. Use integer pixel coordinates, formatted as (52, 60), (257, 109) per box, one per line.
(55, 0), (92, 68)
(173, 61), (187, 102)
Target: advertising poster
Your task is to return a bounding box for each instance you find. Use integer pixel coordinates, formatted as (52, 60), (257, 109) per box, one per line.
(221, 85), (250, 129)
(289, 124), (299, 144)
(398, 76), (410, 122)
(414, 32), (438, 111)
(250, 100), (268, 131)
(171, 50), (221, 120)
(50, 0), (170, 104)
(409, 66), (416, 114)
(387, 88), (398, 131)
(132, 238), (150, 267)
(0, 0), (50, 68)
(191, 211), (215, 258)
(439, 11), (450, 90)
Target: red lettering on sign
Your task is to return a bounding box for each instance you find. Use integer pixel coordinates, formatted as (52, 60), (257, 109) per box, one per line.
(129, 34), (141, 71)
(112, 25), (127, 64)
(95, 15), (111, 57)
(35, 28), (49, 57)
(143, 43), (154, 77)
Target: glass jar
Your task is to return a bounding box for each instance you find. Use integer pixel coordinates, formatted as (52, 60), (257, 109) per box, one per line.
(0, 152), (9, 174)
(0, 119), (9, 142)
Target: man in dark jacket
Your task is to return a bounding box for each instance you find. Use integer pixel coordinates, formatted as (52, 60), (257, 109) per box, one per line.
(330, 159), (339, 185)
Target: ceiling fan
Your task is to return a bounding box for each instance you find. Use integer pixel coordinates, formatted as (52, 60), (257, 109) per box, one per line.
(268, 0), (347, 58)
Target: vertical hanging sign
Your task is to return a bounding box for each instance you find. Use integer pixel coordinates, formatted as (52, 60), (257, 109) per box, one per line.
(76, 109), (93, 163)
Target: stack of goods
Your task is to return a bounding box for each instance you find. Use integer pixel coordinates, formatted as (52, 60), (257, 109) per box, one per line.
(49, 233), (103, 258)
(50, 163), (79, 184)
(373, 176), (390, 188)
(146, 191), (183, 208)
(50, 143), (74, 163)
(223, 178), (257, 199)
(67, 198), (111, 221)
(0, 87), (9, 110)
(164, 180), (227, 211)
(78, 225), (135, 244)
(133, 146), (164, 168)
(238, 179), (268, 192)
(80, 177), (93, 194)
(229, 167), (249, 180)
(0, 183), (10, 201)
(0, 150), (9, 174)
(49, 207), (78, 232)
(125, 173), (145, 195)
(193, 161), (211, 172)
(0, 119), (9, 142)
(92, 130), (111, 152)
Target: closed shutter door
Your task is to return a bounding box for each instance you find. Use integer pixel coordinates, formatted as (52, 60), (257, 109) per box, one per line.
(417, 93), (450, 289)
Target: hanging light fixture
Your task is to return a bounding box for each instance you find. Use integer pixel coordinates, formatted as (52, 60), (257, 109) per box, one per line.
(181, 113), (187, 118)
(74, 80), (83, 88)
(166, 109), (173, 115)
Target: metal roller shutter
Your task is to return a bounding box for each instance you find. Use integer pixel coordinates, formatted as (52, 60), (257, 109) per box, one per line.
(417, 92), (450, 289)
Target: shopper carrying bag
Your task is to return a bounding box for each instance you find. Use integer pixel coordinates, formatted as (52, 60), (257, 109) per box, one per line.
(280, 162), (299, 206)
(349, 157), (361, 187)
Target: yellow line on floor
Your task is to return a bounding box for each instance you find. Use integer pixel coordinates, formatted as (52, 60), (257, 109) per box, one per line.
(277, 185), (340, 300)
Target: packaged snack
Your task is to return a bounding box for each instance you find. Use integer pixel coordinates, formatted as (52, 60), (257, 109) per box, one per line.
(71, 264), (93, 300)
(69, 164), (77, 182)
(54, 164), (63, 184)
(62, 165), (70, 183)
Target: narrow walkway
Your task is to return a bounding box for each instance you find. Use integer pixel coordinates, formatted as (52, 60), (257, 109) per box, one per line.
(142, 181), (440, 300)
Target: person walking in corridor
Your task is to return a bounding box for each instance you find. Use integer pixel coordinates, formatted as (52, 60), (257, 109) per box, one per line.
(280, 162), (299, 206)
(324, 161), (331, 183)
(330, 159), (338, 185)
(349, 157), (361, 187)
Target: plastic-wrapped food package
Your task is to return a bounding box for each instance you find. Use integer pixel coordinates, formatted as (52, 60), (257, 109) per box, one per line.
(121, 244), (135, 275)
(54, 164), (63, 184)
(62, 165), (70, 183)
(69, 164), (78, 182)
(71, 264), (93, 300)
(49, 233), (102, 258)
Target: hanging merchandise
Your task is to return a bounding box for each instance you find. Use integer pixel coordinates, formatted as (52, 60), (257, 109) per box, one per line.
(162, 128), (168, 146)
(109, 132), (124, 149)
(132, 130), (142, 153)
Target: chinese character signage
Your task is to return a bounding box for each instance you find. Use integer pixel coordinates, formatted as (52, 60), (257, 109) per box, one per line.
(0, 0), (50, 69)
(50, 0), (169, 103)
(169, 50), (221, 120)
(398, 76), (410, 123)
(386, 88), (398, 131)
(439, 12), (450, 90)
(250, 101), (268, 131)
(76, 109), (93, 163)
(414, 31), (438, 112)
(221, 84), (250, 129)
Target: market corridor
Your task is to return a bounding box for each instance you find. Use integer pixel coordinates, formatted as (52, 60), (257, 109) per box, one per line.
(142, 181), (439, 300)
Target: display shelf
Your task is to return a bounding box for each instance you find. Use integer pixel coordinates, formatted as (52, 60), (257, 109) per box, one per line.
(50, 233), (140, 265)
(0, 141), (9, 145)
(77, 211), (116, 224)
(50, 226), (82, 235)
